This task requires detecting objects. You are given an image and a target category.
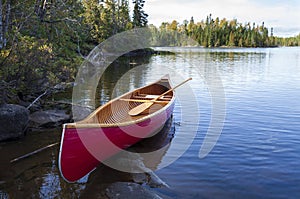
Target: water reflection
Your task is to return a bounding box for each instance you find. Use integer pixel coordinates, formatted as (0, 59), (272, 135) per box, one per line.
(0, 129), (87, 198)
(81, 117), (175, 198)
(96, 55), (153, 106)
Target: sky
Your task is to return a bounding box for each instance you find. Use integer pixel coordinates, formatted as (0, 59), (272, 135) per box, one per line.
(135, 0), (300, 37)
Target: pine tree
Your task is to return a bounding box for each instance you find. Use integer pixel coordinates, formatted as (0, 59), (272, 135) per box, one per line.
(132, 0), (148, 27)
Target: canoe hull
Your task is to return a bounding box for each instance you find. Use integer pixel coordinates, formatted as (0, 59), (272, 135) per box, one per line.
(59, 102), (174, 182)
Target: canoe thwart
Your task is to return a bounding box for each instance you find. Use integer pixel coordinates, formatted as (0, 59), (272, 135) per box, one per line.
(128, 77), (192, 116)
(119, 99), (169, 104)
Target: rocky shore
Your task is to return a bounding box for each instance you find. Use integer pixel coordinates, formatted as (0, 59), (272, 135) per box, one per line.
(0, 104), (29, 141)
(0, 81), (74, 141)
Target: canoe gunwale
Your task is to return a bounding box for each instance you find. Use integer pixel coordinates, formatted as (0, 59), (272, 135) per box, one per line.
(65, 97), (175, 128)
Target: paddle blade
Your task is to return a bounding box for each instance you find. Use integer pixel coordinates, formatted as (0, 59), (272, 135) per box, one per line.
(128, 102), (154, 116)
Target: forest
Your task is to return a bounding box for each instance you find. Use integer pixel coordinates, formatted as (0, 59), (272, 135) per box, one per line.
(0, 0), (148, 101)
(0, 0), (300, 103)
(150, 14), (300, 47)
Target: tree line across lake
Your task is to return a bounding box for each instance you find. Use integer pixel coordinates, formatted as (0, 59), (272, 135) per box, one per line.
(0, 0), (299, 103)
(151, 14), (300, 47)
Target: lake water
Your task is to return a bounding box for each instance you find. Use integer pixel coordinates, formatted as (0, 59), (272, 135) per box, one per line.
(151, 47), (300, 199)
(1, 47), (300, 198)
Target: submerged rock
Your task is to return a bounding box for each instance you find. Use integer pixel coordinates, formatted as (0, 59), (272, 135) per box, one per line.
(29, 109), (71, 128)
(0, 104), (29, 141)
(106, 182), (162, 199)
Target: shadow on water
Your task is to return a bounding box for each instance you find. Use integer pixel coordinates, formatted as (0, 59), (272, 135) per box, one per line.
(0, 128), (84, 198)
(81, 117), (175, 198)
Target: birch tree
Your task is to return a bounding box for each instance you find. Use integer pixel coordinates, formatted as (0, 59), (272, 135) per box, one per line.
(0, 0), (10, 49)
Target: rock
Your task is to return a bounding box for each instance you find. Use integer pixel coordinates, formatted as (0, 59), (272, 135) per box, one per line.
(29, 109), (71, 127)
(0, 104), (29, 141)
(106, 182), (162, 199)
(132, 173), (148, 184)
(53, 82), (74, 92)
(0, 89), (7, 105)
(104, 151), (169, 188)
(147, 172), (169, 188)
(132, 171), (169, 188)
(72, 105), (93, 121)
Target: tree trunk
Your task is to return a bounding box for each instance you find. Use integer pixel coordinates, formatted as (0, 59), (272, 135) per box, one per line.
(0, 0), (3, 49)
(3, 0), (10, 47)
(35, 0), (47, 21)
(0, 0), (11, 49)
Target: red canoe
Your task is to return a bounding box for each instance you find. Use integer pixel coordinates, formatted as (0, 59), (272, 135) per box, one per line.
(58, 76), (176, 182)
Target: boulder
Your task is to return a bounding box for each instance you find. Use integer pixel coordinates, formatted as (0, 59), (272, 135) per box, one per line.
(29, 109), (71, 127)
(106, 182), (162, 199)
(0, 104), (29, 141)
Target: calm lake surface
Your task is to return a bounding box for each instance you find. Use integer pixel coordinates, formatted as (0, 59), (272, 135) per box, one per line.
(1, 47), (300, 198)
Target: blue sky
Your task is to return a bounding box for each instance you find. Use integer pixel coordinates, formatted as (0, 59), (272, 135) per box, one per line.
(135, 0), (300, 37)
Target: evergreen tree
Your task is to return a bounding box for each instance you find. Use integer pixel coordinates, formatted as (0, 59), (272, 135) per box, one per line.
(82, 0), (132, 43)
(151, 14), (300, 48)
(132, 0), (148, 27)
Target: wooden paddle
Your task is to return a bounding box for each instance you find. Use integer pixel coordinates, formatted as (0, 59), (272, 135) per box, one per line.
(128, 77), (192, 116)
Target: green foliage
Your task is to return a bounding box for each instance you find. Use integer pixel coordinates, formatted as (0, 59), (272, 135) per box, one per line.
(150, 22), (196, 46)
(3, 36), (52, 90)
(0, 0), (136, 95)
(151, 14), (300, 48)
(275, 34), (300, 46)
(82, 0), (132, 43)
(0, 0), (88, 93)
(132, 0), (148, 27)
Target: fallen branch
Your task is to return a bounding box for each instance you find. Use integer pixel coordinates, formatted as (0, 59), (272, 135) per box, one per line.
(26, 89), (49, 110)
(10, 142), (59, 163)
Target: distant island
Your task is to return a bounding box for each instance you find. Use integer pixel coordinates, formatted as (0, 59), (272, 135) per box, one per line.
(149, 14), (300, 48)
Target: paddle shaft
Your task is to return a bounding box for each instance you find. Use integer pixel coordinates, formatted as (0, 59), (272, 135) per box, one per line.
(151, 77), (192, 102)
